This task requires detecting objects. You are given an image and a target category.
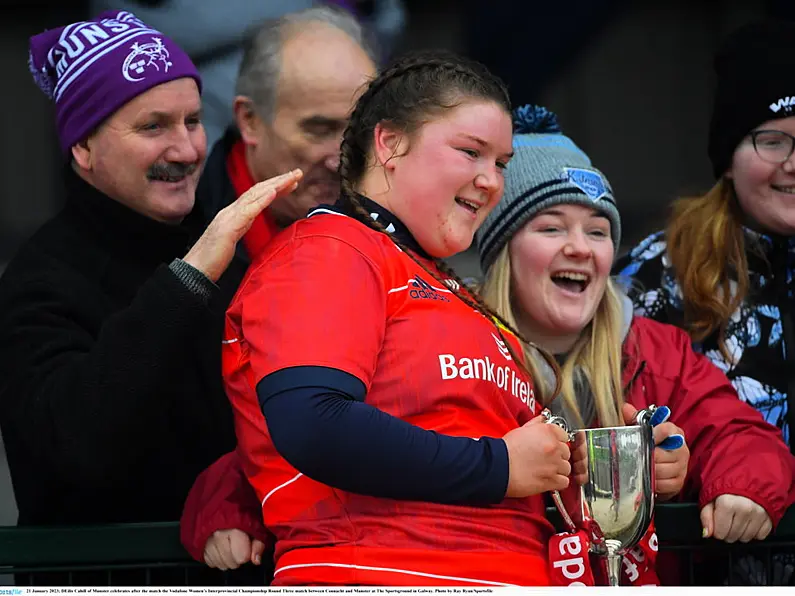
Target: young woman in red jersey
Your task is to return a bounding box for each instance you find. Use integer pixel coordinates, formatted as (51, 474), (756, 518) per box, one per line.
(197, 51), (572, 586)
(181, 101), (795, 587)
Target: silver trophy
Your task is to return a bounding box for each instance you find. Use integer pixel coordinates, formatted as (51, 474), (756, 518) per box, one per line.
(543, 407), (656, 587)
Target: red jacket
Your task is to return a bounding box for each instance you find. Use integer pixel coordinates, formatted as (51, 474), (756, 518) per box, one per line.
(181, 315), (795, 566)
(620, 317), (795, 520)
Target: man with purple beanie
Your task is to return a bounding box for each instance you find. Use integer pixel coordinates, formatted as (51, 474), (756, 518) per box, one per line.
(0, 10), (301, 528)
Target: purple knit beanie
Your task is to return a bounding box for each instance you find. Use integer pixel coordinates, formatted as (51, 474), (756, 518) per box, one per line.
(28, 10), (201, 155)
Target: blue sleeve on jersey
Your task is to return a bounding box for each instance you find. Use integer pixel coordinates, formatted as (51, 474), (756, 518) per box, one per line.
(258, 365), (509, 505)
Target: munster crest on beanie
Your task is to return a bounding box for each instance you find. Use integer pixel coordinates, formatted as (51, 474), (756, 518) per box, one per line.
(708, 20), (795, 179)
(476, 105), (621, 273)
(28, 10), (201, 155)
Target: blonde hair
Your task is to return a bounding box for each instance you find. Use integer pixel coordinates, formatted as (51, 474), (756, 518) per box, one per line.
(666, 179), (749, 359)
(480, 244), (627, 428)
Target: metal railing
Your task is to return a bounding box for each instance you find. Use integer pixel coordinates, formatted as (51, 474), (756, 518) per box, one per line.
(656, 503), (795, 585)
(0, 522), (268, 586)
(0, 503), (792, 585)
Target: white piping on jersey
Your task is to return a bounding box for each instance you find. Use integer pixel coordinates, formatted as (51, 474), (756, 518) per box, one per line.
(388, 280), (453, 295)
(307, 207), (408, 254)
(307, 207), (347, 218)
(221, 338), (239, 345)
(308, 207), (395, 232)
(261, 472), (304, 507)
(273, 562), (518, 586)
(387, 284), (411, 294)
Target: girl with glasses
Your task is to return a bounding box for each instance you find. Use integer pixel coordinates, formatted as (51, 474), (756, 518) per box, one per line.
(617, 20), (795, 585)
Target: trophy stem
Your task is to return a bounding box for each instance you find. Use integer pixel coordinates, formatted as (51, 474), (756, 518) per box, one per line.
(604, 553), (621, 587)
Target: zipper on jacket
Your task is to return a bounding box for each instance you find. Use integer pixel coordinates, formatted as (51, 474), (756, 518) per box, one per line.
(623, 360), (647, 394)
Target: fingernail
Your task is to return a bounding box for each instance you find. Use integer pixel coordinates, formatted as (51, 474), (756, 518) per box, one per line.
(253, 554), (261, 565)
(702, 527), (709, 538)
(650, 406), (671, 427)
(659, 434), (685, 450)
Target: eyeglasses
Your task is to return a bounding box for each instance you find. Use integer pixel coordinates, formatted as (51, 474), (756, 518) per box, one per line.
(749, 129), (795, 164)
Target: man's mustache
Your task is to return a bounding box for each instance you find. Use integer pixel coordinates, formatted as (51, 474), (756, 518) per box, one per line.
(147, 161), (198, 181)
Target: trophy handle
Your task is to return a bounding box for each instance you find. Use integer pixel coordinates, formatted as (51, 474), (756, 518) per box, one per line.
(550, 488), (577, 533)
(540, 409), (578, 533)
(631, 404), (658, 426)
(540, 408), (576, 442)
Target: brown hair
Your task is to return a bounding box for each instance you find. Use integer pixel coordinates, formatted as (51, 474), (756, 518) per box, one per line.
(666, 178), (749, 357)
(337, 49), (561, 398)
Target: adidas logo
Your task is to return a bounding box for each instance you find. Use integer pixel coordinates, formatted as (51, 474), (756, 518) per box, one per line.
(410, 275), (450, 302)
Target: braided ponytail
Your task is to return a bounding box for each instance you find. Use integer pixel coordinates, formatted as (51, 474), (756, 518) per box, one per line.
(337, 49), (560, 400)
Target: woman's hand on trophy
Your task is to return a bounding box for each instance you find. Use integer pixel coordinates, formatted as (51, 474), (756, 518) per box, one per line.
(651, 421), (689, 500)
(570, 431), (589, 486)
(622, 403), (689, 500)
(700, 494), (773, 543)
(503, 416), (571, 498)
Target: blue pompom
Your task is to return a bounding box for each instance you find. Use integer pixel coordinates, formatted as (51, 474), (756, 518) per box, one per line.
(513, 104), (561, 134)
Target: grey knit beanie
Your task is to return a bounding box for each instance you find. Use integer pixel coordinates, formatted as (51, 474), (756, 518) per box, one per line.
(476, 105), (621, 273)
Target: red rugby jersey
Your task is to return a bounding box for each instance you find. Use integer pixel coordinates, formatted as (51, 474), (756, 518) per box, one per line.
(222, 208), (553, 586)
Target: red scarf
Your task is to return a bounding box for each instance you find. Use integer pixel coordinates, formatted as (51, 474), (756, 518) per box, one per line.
(548, 523), (660, 586)
(225, 139), (280, 261)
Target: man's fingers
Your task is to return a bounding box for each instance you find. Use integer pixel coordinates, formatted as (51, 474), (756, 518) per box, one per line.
(249, 178), (301, 206)
(232, 173), (302, 225)
(237, 188), (279, 221)
(240, 170), (303, 204)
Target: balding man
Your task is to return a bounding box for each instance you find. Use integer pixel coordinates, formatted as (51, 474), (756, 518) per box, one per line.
(180, 6), (378, 574)
(195, 6), (377, 274)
